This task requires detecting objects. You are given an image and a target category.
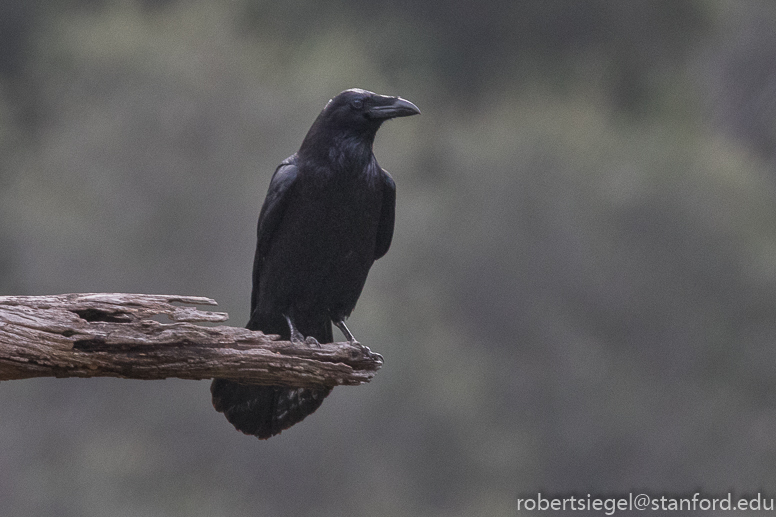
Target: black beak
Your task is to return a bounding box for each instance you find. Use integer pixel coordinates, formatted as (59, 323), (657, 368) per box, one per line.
(367, 96), (421, 120)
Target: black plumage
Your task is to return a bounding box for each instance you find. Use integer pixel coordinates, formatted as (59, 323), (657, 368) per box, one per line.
(211, 89), (420, 439)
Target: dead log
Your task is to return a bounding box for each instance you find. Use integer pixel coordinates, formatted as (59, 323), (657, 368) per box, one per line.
(0, 293), (382, 388)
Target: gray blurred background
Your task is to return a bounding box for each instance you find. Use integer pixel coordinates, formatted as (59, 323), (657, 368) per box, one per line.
(1, 1), (776, 515)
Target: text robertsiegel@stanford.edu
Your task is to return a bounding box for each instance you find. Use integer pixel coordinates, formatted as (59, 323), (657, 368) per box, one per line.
(516, 492), (773, 514)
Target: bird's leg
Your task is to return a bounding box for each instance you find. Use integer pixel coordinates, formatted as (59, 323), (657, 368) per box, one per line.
(333, 319), (357, 343)
(284, 314), (320, 347)
(334, 319), (383, 362)
(284, 314), (305, 343)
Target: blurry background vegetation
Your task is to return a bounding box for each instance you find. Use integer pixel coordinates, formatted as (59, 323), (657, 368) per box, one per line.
(2, 1), (776, 515)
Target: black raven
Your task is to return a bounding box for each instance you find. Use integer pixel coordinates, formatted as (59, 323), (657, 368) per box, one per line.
(211, 89), (420, 439)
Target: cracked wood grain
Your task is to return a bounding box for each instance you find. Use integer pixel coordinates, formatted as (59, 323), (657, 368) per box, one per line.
(0, 293), (382, 388)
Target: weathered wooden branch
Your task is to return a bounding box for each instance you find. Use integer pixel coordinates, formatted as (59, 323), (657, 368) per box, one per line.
(0, 293), (383, 388)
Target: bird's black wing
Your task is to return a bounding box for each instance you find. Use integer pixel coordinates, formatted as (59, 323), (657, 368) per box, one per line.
(250, 157), (298, 318)
(373, 169), (396, 261)
(213, 155), (333, 440)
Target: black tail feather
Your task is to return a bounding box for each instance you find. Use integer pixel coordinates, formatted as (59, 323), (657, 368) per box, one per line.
(210, 380), (332, 439)
(211, 313), (333, 439)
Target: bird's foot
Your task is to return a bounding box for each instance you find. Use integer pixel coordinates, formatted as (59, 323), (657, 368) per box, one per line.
(333, 319), (382, 361)
(284, 314), (320, 347)
(289, 328), (305, 345)
(288, 329), (321, 348)
(354, 341), (384, 363)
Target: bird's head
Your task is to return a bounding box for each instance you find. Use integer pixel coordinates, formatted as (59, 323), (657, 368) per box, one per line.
(303, 89), (420, 150)
(326, 88), (421, 123)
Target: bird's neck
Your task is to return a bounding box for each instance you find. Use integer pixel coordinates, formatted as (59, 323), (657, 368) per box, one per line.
(300, 130), (376, 172)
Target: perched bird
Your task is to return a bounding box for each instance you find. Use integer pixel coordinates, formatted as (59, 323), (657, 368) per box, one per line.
(211, 88), (420, 439)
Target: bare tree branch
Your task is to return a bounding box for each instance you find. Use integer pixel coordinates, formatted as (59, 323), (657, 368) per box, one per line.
(0, 293), (382, 388)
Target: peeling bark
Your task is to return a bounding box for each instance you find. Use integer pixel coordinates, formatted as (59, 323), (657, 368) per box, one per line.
(0, 293), (382, 388)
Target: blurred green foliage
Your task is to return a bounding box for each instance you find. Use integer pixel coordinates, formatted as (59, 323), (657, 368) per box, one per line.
(2, 1), (776, 516)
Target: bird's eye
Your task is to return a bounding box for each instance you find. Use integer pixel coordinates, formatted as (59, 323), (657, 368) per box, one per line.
(352, 99), (364, 109)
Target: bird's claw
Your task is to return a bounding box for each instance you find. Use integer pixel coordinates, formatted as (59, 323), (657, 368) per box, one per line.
(289, 333), (321, 348)
(285, 314), (320, 347)
(353, 342), (383, 363)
